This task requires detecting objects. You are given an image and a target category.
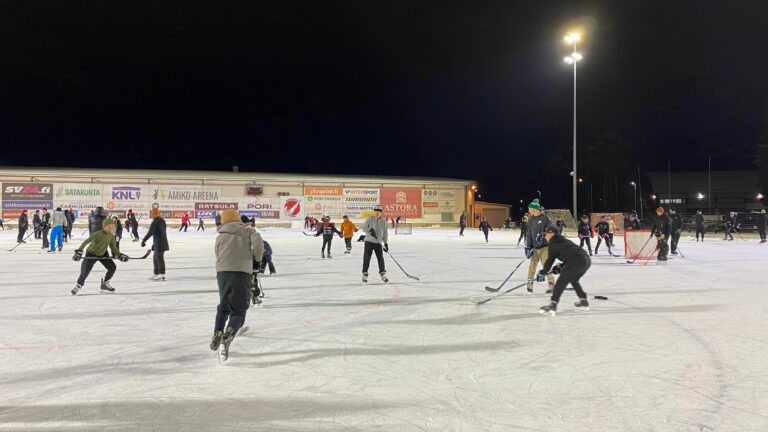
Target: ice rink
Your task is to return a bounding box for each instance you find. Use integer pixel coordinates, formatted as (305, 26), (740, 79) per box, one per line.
(1, 226), (767, 431)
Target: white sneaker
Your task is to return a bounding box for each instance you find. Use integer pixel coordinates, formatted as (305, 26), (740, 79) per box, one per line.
(151, 274), (165, 281)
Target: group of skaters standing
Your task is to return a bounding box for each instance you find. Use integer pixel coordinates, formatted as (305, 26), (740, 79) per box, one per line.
(15, 207), (75, 252)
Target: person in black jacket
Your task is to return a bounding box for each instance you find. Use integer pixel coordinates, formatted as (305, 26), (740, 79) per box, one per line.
(627, 212), (642, 230)
(594, 216), (611, 255)
(651, 207), (672, 261)
(89, 207), (108, 235)
(142, 208), (169, 281)
(478, 217), (492, 242)
(537, 225), (591, 316)
(723, 212), (736, 241)
(669, 208), (683, 254)
(758, 209), (766, 243)
(33, 210), (41, 239)
(39, 208), (51, 249)
(315, 216), (342, 258)
(525, 199), (554, 293)
(126, 209), (140, 241)
(517, 213), (529, 245)
(459, 211), (467, 236)
(112, 216), (123, 248)
(577, 215), (593, 256)
(695, 210), (705, 242)
(17, 210), (29, 244)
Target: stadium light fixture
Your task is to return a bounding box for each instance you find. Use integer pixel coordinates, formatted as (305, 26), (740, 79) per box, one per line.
(697, 192), (705, 200)
(758, 193), (764, 199)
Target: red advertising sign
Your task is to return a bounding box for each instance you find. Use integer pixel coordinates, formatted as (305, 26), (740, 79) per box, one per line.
(172, 211), (192, 219)
(195, 202), (238, 211)
(380, 189), (422, 219)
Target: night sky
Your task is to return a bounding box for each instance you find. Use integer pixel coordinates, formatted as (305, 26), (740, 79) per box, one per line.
(1, 1), (767, 210)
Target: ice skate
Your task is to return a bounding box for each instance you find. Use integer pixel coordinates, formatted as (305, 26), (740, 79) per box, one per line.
(380, 271), (388, 283)
(546, 280), (554, 294)
(362, 272), (368, 285)
(574, 298), (590, 311)
(526, 279), (533, 294)
(539, 301), (557, 316)
(218, 326), (238, 363)
(100, 278), (115, 293)
(321, 252), (326, 259)
(327, 253), (332, 259)
(210, 330), (223, 351)
(151, 274), (165, 281)
(71, 283), (82, 296)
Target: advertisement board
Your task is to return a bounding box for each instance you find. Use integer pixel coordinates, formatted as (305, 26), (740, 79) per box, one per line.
(279, 196), (305, 220)
(2, 183), (54, 218)
(106, 185), (148, 211)
(195, 210), (218, 219)
(343, 188), (379, 218)
(150, 185), (221, 202)
(423, 189), (456, 214)
(195, 202), (238, 211)
(381, 188), (422, 219)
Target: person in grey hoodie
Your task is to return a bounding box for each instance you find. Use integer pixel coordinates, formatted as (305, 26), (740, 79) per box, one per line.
(210, 209), (264, 362)
(361, 206), (389, 284)
(48, 207), (69, 253)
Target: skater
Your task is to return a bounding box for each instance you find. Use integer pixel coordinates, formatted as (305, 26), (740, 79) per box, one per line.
(179, 213), (191, 232)
(361, 206), (389, 284)
(695, 210), (705, 242)
(40, 208), (51, 249)
(651, 207), (672, 262)
(555, 218), (566, 235)
(459, 211), (467, 236)
(304, 216), (310, 230)
(71, 217), (128, 295)
(479, 216), (492, 242)
(209, 209), (264, 361)
(126, 209), (139, 241)
(197, 217), (205, 231)
(723, 213), (735, 241)
(340, 215), (357, 254)
(525, 199), (554, 293)
(33, 210), (41, 239)
(758, 209), (767, 243)
(88, 206), (108, 235)
(577, 215), (593, 256)
(517, 213), (529, 245)
(669, 208), (683, 254)
(594, 215), (611, 255)
(16, 210), (29, 244)
(258, 240), (276, 274)
(142, 208), (169, 281)
(537, 225), (591, 316)
(627, 212), (642, 230)
(606, 217), (616, 246)
(112, 216), (123, 248)
(48, 207), (69, 252)
(315, 216), (341, 258)
(63, 209), (74, 242)
(215, 213), (222, 227)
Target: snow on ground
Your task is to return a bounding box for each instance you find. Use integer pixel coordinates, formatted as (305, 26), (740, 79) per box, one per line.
(0, 226), (767, 431)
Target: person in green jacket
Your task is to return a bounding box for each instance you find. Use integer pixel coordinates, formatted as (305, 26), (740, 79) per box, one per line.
(71, 217), (128, 295)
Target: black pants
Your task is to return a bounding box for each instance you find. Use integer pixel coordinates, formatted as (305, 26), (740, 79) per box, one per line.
(77, 252), (117, 285)
(214, 271), (250, 332)
(518, 229), (526, 244)
(670, 232), (681, 253)
(197, 223), (204, 231)
(259, 255), (276, 274)
(459, 225), (465, 236)
(759, 228), (766, 241)
(723, 227), (733, 240)
(657, 237), (669, 260)
(131, 226), (139, 240)
(696, 227), (705, 241)
(551, 259), (589, 303)
(482, 229), (489, 242)
(579, 236), (592, 253)
(608, 233), (614, 245)
(179, 223), (188, 232)
(321, 236), (333, 254)
(344, 237), (352, 251)
(595, 234), (609, 253)
(34, 224), (41, 239)
(17, 227), (26, 243)
(41, 226), (50, 248)
(362, 242), (385, 274)
(153, 249), (166, 275)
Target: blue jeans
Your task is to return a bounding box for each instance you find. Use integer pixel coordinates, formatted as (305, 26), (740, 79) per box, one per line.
(50, 225), (64, 251)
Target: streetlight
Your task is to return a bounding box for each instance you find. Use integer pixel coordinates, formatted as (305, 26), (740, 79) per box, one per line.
(564, 32), (583, 221)
(629, 181), (637, 212)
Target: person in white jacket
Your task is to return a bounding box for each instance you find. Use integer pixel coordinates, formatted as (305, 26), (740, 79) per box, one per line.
(48, 207), (69, 253)
(361, 206), (389, 284)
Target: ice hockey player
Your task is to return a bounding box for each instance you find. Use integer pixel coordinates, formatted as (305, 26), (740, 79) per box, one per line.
(459, 211), (467, 236)
(723, 212), (735, 241)
(555, 218), (566, 234)
(361, 206), (389, 284)
(651, 207), (672, 262)
(64, 208), (76, 242)
(627, 211), (642, 230)
(340, 215), (357, 254)
(126, 209), (140, 241)
(142, 208), (169, 281)
(258, 239), (276, 275)
(16, 210), (28, 244)
(594, 215), (611, 255)
(209, 209), (264, 361)
(577, 215), (593, 256)
(33, 210), (41, 239)
(537, 225), (591, 316)
(695, 210), (705, 242)
(71, 217), (128, 295)
(48, 207), (69, 253)
(525, 199), (554, 293)
(39, 208), (51, 249)
(315, 216), (342, 259)
(758, 209), (766, 243)
(606, 217), (616, 246)
(179, 213), (191, 232)
(669, 207), (683, 254)
(197, 217), (205, 231)
(517, 213), (529, 245)
(112, 216), (123, 248)
(479, 216), (492, 242)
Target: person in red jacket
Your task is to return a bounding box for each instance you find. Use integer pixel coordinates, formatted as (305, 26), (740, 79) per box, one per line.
(179, 213), (191, 232)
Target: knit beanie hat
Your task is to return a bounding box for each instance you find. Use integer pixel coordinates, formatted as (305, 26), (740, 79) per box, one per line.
(656, 207), (664, 215)
(220, 209), (241, 225)
(150, 208), (161, 218)
(528, 199), (541, 211)
(102, 217), (114, 230)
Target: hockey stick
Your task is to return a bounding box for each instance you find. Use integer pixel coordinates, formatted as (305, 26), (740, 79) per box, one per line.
(485, 256), (528, 292)
(8, 230), (37, 252)
(302, 231), (318, 237)
(81, 249), (153, 260)
(626, 235), (654, 264)
(675, 245), (685, 258)
(471, 282), (528, 305)
(386, 251), (420, 280)
(601, 234), (621, 257)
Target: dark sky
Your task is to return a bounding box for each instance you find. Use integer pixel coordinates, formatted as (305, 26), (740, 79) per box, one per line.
(1, 1), (767, 208)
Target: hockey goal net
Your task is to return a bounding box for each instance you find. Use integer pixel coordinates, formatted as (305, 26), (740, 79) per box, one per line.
(394, 222), (412, 235)
(624, 230), (656, 261)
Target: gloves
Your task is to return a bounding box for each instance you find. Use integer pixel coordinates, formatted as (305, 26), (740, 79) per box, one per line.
(118, 253), (129, 262)
(551, 264), (562, 275)
(383, 243), (389, 253)
(72, 249), (83, 262)
(535, 271), (546, 282)
(141, 241), (146, 247)
(369, 228), (377, 239)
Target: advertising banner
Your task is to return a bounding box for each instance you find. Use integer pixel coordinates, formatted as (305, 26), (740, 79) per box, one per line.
(305, 195), (343, 218)
(195, 202), (238, 211)
(150, 185), (221, 202)
(303, 187), (342, 196)
(423, 189), (456, 214)
(2, 200), (54, 218)
(53, 183), (104, 213)
(2, 183), (54, 218)
(195, 210), (218, 219)
(279, 196), (305, 220)
(381, 188), (422, 219)
(343, 188), (379, 218)
(106, 185), (148, 211)
(239, 198), (278, 211)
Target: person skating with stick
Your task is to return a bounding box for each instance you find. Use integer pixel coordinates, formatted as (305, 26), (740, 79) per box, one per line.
(315, 216), (341, 259)
(361, 206), (389, 284)
(479, 216), (492, 243)
(71, 217), (128, 295)
(16, 210), (29, 244)
(537, 225), (591, 316)
(695, 210), (705, 242)
(524, 199), (554, 294)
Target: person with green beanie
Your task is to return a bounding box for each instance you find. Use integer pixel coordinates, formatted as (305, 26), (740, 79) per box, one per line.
(525, 199), (555, 293)
(71, 216), (128, 295)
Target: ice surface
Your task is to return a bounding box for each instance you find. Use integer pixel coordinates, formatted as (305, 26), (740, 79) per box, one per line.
(1, 227), (767, 431)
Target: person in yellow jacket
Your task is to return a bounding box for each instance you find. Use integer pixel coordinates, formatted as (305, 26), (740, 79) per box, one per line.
(340, 215), (357, 254)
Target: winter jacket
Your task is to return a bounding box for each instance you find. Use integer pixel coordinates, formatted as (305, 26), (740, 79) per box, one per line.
(33, 213), (41, 227)
(143, 217), (170, 252)
(651, 214), (672, 238)
(670, 214), (683, 233)
(758, 213), (767, 231)
(114, 220), (123, 239)
(40, 212), (50, 229)
(18, 213), (28, 230)
(315, 221), (341, 238)
(628, 218), (641, 230)
(340, 220), (357, 238)
(181, 215), (190, 225)
(695, 214), (705, 229)
(595, 221), (610, 236)
(541, 233), (590, 274)
(479, 221), (492, 232)
(577, 221), (592, 238)
(262, 240), (273, 258)
(51, 210), (69, 228)
(78, 229), (120, 257)
(525, 213), (551, 249)
(66, 210), (76, 227)
(362, 215), (389, 244)
(89, 207), (108, 234)
(459, 213), (467, 227)
(127, 212), (138, 227)
(215, 222), (264, 273)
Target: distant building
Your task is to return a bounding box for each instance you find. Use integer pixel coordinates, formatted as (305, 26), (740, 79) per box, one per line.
(646, 170), (765, 213)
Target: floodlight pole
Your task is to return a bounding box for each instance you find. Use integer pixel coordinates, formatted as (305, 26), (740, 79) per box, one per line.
(571, 42), (578, 220)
